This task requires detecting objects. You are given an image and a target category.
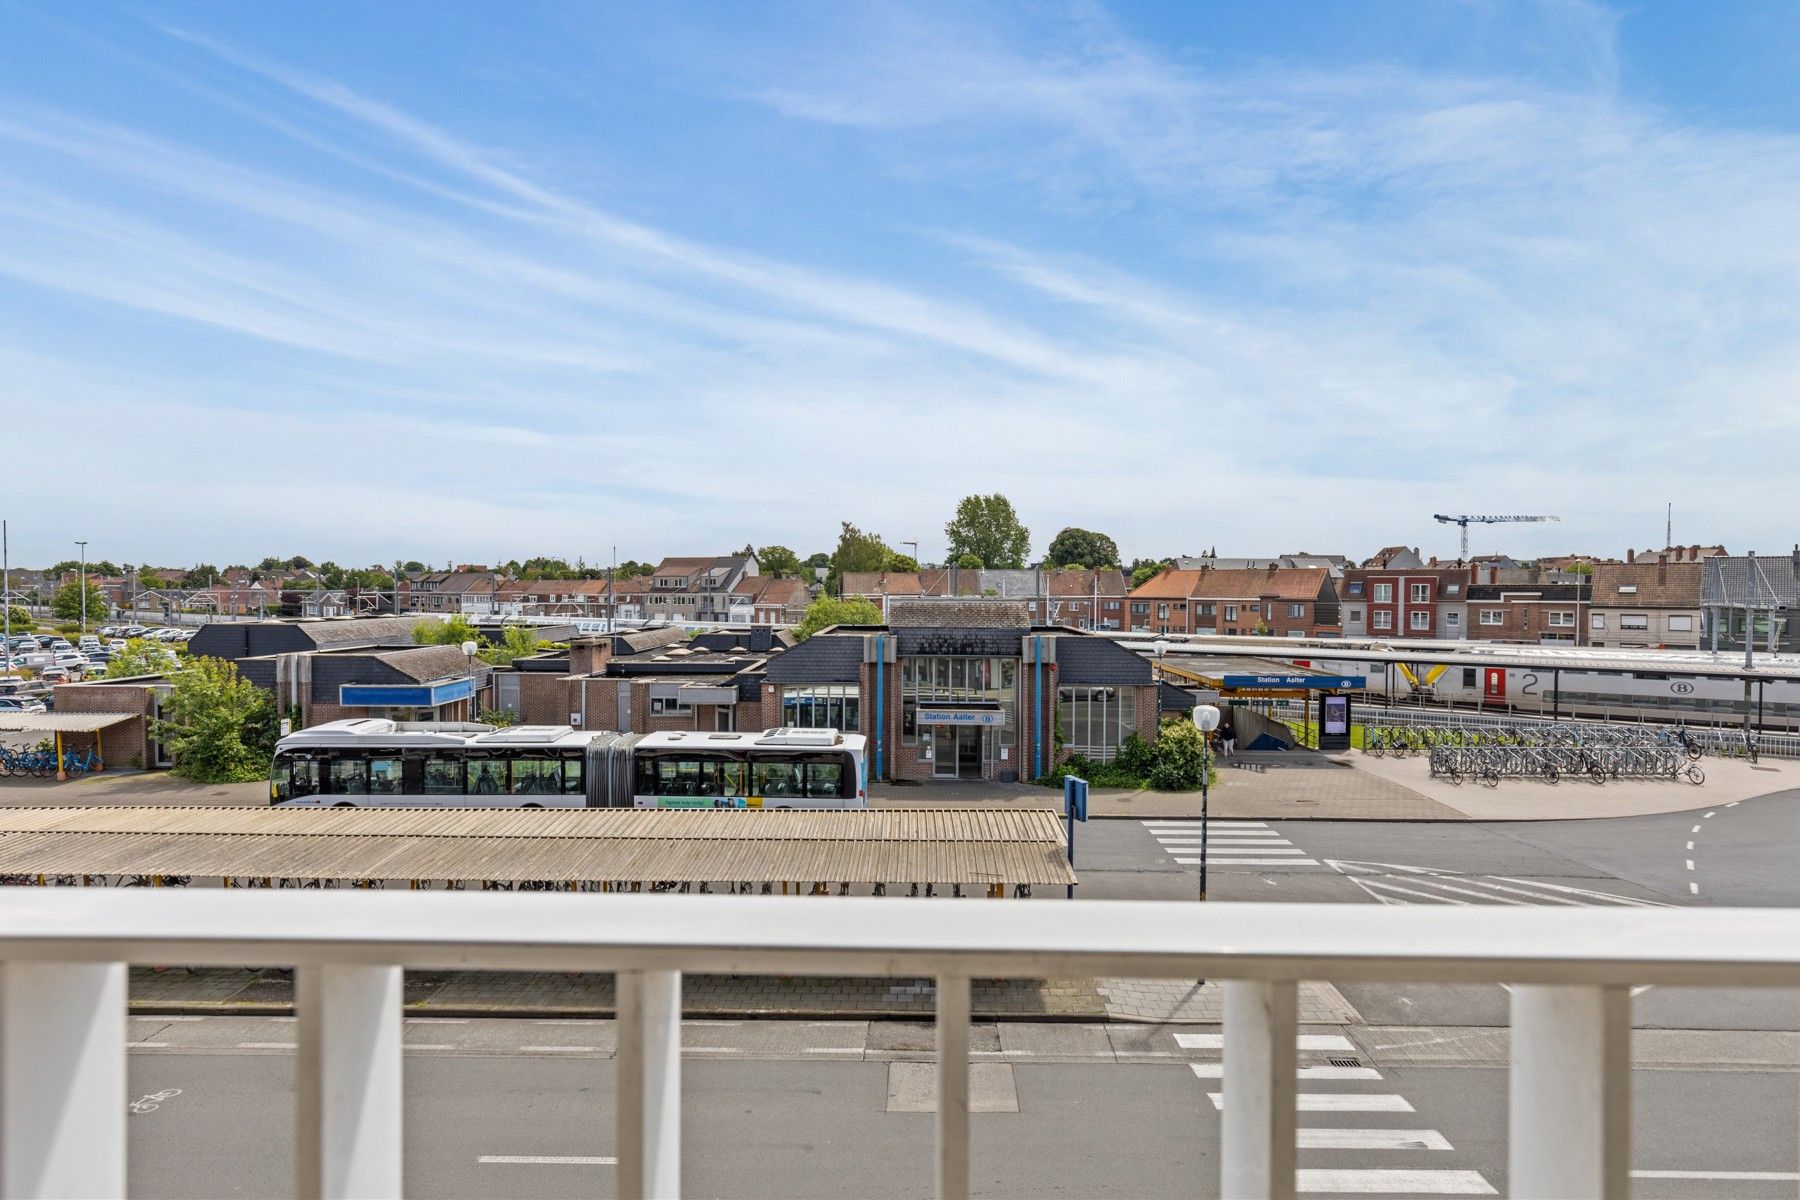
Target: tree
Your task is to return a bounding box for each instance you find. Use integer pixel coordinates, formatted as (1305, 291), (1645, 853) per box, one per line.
(827, 522), (893, 595)
(793, 595), (883, 641)
(52, 580), (108, 623)
(152, 656), (275, 783)
(401, 560), (427, 573)
(4, 604), (32, 631)
(886, 552), (920, 573)
(954, 553), (984, 570)
(757, 545), (802, 578)
(479, 625), (542, 665)
(1046, 528), (1120, 570)
(47, 558), (121, 577)
(1148, 719), (1209, 791)
(103, 638), (174, 679)
(615, 560), (656, 579)
(1129, 558), (1171, 589)
(944, 494), (1030, 569)
(803, 552), (830, 569)
(413, 615), (483, 647)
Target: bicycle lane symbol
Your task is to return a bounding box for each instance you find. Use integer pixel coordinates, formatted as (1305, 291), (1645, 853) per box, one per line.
(130, 1088), (181, 1114)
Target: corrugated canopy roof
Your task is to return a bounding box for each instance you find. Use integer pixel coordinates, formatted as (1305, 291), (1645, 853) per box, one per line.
(0, 807), (1076, 886)
(0, 712), (140, 734)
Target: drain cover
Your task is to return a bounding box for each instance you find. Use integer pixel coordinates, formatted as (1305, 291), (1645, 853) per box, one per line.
(1328, 1056), (1362, 1068)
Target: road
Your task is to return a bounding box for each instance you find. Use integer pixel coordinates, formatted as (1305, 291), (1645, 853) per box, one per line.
(124, 1015), (1799, 1198)
(115, 787), (1798, 1196)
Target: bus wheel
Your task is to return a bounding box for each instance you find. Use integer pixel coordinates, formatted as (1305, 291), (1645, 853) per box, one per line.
(333, 802), (356, 808)
(522, 803), (543, 809)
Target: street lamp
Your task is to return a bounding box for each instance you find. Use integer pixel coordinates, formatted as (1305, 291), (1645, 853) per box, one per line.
(75, 540), (88, 635)
(461, 639), (479, 721)
(1192, 704), (1222, 902)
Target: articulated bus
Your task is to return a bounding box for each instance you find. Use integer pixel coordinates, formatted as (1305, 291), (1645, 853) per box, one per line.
(270, 719), (868, 809)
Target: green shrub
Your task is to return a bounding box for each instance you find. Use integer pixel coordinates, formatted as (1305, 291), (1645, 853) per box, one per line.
(1116, 732), (1154, 778)
(1148, 719), (1208, 790)
(56, 622), (83, 635)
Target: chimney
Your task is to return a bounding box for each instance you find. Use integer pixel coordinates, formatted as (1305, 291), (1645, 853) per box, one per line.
(568, 636), (613, 677)
(1658, 554), (1667, 586)
(1626, 549), (1635, 564)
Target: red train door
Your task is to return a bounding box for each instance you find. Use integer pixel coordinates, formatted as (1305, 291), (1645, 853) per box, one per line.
(1482, 667), (1507, 701)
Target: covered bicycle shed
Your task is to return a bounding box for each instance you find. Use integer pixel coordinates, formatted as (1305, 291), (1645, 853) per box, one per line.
(0, 806), (1076, 896)
(0, 712), (138, 779)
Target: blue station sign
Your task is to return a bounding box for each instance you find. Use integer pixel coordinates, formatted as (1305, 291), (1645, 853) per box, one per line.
(1221, 674), (1364, 690)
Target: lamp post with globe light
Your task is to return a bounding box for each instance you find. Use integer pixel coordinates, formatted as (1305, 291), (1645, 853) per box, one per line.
(1192, 704), (1221, 902)
(462, 640), (480, 721)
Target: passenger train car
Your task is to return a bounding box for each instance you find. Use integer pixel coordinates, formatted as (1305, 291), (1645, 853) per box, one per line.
(271, 719), (869, 809)
(1124, 634), (1800, 731)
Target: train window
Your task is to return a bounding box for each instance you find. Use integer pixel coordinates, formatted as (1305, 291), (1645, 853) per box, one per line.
(1462, 668), (1476, 688)
(422, 757), (462, 795)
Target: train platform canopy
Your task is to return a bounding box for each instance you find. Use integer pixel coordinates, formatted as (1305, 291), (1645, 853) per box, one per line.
(1149, 655), (1361, 697)
(0, 712), (140, 734)
(0, 807), (1076, 888)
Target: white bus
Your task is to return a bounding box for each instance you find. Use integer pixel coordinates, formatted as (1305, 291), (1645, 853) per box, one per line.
(270, 719), (868, 810)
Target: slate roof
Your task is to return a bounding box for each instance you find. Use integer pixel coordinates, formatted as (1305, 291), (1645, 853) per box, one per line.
(1128, 567), (1330, 603)
(1465, 584), (1592, 602)
(762, 634), (863, 683)
(889, 600), (1031, 628)
(896, 628), (1024, 657)
(1055, 636), (1153, 686)
(367, 645), (481, 682)
(614, 627), (690, 655)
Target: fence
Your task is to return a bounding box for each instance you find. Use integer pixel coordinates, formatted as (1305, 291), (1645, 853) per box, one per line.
(0, 890), (1795, 1198)
(1274, 699), (1800, 760)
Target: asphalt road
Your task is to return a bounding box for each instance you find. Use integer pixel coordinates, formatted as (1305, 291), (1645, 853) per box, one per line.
(122, 1018), (1800, 1198)
(1073, 789), (1800, 1031)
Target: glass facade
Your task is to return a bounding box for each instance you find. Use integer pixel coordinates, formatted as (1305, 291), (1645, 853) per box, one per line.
(1057, 686), (1139, 761)
(782, 684), (861, 732)
(899, 656), (1017, 749)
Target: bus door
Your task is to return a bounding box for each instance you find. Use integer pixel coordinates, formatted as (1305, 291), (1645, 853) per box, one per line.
(1482, 668), (1507, 702)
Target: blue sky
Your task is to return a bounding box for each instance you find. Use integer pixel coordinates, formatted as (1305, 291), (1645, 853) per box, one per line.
(5, 1), (1798, 568)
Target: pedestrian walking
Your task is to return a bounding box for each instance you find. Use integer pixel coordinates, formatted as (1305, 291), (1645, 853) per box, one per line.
(1219, 713), (1236, 759)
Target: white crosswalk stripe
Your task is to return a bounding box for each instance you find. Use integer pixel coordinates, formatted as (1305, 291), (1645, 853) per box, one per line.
(1325, 860), (1673, 907)
(1181, 1030), (1496, 1196)
(1143, 820), (1320, 867)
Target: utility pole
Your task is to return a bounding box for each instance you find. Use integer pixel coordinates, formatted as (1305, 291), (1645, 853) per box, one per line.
(75, 540), (88, 634)
(1665, 502), (1672, 550)
(1743, 551), (1756, 745)
(3, 520), (10, 660)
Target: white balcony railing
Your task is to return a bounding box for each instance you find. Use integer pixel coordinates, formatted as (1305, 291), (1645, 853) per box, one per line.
(0, 891), (1795, 1199)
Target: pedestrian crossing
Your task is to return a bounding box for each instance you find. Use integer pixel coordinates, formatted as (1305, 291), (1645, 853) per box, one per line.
(1143, 820), (1319, 868)
(1177, 1030), (1496, 1195)
(1324, 860), (1673, 907)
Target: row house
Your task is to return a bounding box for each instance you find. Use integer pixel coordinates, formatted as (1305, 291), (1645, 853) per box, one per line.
(1173, 552), (1352, 578)
(1340, 565), (1473, 640)
(641, 555), (759, 624)
(398, 571), (507, 615)
(729, 576), (812, 625)
(1125, 566), (1338, 637)
(1464, 583), (1591, 645)
(1589, 552), (1707, 650)
(840, 568), (1127, 629)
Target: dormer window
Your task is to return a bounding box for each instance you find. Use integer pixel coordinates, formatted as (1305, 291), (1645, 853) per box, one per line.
(1618, 585), (1637, 594)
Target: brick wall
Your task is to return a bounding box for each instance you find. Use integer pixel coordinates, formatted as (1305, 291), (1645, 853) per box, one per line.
(50, 681), (161, 770)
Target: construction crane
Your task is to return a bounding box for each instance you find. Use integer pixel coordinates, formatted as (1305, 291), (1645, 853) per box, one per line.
(1433, 513), (1561, 562)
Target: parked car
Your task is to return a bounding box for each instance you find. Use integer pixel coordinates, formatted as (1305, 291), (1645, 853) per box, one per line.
(49, 638), (74, 652)
(37, 667), (70, 684)
(0, 696), (48, 714)
(78, 634), (101, 651)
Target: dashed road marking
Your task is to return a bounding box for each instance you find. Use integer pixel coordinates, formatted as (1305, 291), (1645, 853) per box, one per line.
(520, 1045), (601, 1053)
(1296, 1169), (1493, 1194)
(237, 1042), (296, 1049)
(1207, 1093), (1414, 1112)
(1298, 1129), (1452, 1150)
(1188, 1064), (1381, 1080)
(1176, 1033), (1355, 1051)
(479, 1155), (616, 1166)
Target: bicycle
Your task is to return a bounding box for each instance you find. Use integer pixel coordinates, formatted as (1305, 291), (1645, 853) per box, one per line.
(60, 749), (104, 776)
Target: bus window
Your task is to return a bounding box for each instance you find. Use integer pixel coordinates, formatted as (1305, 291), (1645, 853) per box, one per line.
(422, 756), (462, 795)
(715, 760), (747, 797)
(368, 757), (404, 795)
(561, 757), (584, 795)
(467, 758), (504, 796)
(510, 757), (563, 796)
(803, 758), (844, 798)
(283, 753), (320, 800)
(327, 757), (368, 795)
(754, 760), (801, 797)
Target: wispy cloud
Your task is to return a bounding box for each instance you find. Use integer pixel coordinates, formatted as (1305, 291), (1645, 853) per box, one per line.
(4, 3), (1798, 565)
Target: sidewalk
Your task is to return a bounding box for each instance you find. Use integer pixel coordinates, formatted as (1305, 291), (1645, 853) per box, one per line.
(126, 966), (1359, 1025)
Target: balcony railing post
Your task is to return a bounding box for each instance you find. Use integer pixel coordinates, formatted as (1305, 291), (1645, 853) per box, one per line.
(295, 964), (403, 1200)
(617, 969), (682, 1200)
(0, 962), (127, 1200)
(1509, 984), (1631, 1199)
(935, 973), (972, 1200)
(1221, 979), (1298, 1200)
